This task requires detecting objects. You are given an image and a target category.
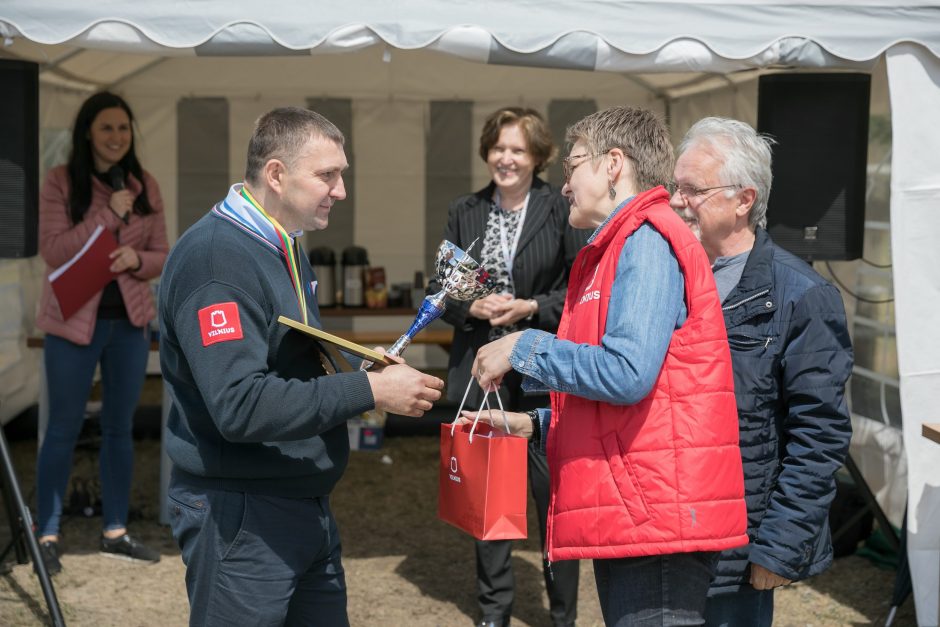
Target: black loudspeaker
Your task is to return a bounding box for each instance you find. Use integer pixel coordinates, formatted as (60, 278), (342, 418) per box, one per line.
(0, 60), (39, 259)
(758, 73), (870, 261)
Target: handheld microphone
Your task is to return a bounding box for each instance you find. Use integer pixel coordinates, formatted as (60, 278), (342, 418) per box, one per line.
(107, 165), (130, 225)
(108, 165), (125, 191)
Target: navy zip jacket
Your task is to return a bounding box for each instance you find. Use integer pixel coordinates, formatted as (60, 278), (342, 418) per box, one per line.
(709, 228), (853, 594)
(159, 207), (375, 498)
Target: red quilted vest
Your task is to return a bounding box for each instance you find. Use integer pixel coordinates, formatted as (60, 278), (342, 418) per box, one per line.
(547, 187), (747, 561)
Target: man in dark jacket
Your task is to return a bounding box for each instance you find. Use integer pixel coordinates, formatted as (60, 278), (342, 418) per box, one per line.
(160, 107), (444, 626)
(670, 117), (853, 627)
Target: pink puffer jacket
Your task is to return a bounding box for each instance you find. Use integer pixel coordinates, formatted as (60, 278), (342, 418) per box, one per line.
(35, 165), (169, 345)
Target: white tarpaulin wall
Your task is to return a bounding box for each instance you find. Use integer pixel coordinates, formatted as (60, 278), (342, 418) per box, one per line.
(1, 2), (939, 623)
(887, 43), (940, 627)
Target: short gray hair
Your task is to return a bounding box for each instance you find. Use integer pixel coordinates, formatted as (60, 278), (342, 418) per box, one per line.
(677, 117), (776, 230)
(245, 107), (344, 185)
(566, 107), (673, 191)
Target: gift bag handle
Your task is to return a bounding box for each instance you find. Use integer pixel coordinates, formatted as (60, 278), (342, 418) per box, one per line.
(451, 377), (510, 442)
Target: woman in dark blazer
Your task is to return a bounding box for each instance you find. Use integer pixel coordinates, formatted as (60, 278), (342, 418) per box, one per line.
(430, 107), (588, 627)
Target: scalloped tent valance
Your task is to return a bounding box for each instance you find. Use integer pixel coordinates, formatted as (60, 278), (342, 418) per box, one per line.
(2, 1), (940, 77)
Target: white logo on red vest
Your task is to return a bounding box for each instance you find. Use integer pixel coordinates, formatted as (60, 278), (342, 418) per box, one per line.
(579, 265), (601, 305)
(198, 302), (243, 346)
(584, 265), (599, 291)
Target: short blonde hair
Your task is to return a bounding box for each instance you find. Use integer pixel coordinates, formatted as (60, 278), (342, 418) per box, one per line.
(566, 107), (673, 191)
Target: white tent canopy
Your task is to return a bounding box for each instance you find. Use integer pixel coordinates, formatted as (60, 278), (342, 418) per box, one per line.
(2, 3), (939, 624)
(2, 1), (939, 68)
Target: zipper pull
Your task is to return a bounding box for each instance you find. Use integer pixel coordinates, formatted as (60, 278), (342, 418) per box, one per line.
(764, 337), (772, 349)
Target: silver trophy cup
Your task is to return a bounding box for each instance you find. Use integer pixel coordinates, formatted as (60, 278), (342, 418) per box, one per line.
(371, 239), (496, 364)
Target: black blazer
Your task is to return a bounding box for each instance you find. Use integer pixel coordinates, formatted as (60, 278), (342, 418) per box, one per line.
(429, 177), (590, 406)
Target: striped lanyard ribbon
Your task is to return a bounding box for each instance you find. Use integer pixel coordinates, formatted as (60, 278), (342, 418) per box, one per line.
(239, 187), (308, 325)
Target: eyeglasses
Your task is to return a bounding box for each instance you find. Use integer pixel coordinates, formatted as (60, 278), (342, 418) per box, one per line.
(671, 183), (741, 201)
(562, 153), (603, 182)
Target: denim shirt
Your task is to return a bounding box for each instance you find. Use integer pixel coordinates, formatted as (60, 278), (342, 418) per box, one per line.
(510, 203), (687, 450)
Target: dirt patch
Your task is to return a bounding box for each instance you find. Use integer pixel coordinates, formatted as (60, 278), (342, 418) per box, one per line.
(0, 434), (917, 626)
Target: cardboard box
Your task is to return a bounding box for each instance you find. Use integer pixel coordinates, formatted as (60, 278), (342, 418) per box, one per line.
(348, 418), (384, 450)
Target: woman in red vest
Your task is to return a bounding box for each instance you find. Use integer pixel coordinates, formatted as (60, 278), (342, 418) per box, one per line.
(466, 107), (747, 626)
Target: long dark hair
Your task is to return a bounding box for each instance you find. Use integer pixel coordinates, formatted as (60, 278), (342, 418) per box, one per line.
(67, 91), (153, 225)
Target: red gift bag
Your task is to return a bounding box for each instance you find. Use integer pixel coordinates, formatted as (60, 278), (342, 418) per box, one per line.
(437, 386), (528, 540)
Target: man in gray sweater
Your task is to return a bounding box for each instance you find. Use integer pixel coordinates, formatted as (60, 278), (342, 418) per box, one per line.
(159, 107), (443, 626)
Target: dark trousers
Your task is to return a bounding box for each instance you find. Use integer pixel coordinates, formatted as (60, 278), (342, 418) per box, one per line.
(168, 476), (348, 627)
(703, 588), (774, 627)
(593, 551), (717, 627)
(475, 441), (580, 626)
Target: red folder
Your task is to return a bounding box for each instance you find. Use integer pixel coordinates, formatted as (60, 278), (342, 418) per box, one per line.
(49, 225), (119, 320)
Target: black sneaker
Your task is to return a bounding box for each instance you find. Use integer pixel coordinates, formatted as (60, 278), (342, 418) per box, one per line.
(99, 533), (160, 563)
(38, 541), (62, 575)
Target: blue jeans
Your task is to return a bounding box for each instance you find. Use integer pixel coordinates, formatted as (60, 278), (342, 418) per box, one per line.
(703, 588), (774, 627)
(168, 477), (348, 627)
(36, 319), (149, 537)
(593, 551), (717, 626)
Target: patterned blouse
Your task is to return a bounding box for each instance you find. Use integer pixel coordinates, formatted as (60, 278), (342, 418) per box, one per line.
(479, 197), (525, 339)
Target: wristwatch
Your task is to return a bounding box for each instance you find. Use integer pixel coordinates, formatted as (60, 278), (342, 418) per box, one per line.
(525, 409), (541, 443)
(524, 298), (538, 321)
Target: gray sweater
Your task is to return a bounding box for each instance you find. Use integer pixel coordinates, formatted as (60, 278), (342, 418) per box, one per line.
(159, 209), (374, 497)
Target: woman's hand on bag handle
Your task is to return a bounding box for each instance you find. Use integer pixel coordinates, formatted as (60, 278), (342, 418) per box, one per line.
(457, 410), (532, 438)
(472, 331), (523, 390)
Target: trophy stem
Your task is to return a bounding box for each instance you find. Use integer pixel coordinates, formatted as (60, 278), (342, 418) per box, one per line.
(387, 334), (412, 357)
(389, 292), (446, 357)
(359, 238), (495, 371)
(359, 291), (446, 370)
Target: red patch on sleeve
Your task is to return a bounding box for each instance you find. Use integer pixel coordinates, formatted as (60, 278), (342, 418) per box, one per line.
(198, 302), (244, 346)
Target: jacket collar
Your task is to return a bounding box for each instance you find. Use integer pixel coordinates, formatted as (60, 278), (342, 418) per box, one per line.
(722, 228), (777, 324)
(588, 186), (671, 250)
(515, 177), (552, 255)
(91, 170), (143, 196)
(469, 177), (552, 257)
(476, 176), (550, 203)
(213, 183), (300, 254)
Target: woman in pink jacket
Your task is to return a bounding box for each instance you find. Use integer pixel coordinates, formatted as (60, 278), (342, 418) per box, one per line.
(35, 92), (168, 575)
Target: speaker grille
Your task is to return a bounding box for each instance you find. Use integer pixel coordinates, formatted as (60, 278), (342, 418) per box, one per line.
(0, 60), (39, 258)
(758, 73), (870, 261)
